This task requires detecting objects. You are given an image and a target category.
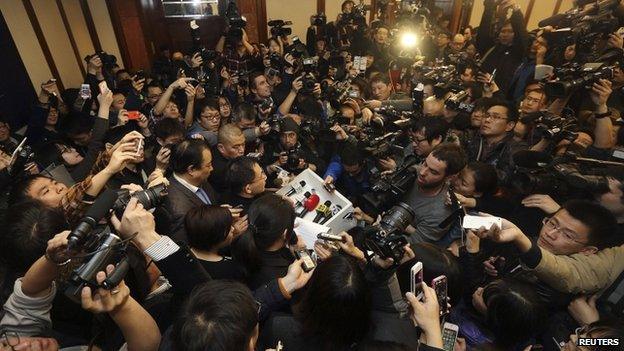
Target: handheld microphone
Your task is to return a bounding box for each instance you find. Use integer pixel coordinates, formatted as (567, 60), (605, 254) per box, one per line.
(67, 189), (118, 250)
(320, 204), (342, 224)
(299, 194), (320, 218)
(285, 180), (306, 196)
(294, 191), (312, 211)
(313, 201), (332, 223)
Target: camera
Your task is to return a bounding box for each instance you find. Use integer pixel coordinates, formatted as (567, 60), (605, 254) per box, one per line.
(363, 202), (415, 265)
(286, 148), (302, 172)
(300, 58), (318, 94)
(85, 51), (117, 69)
(268, 19), (293, 38)
(510, 151), (623, 198)
(363, 155), (419, 212)
(225, 1), (247, 42)
(545, 62), (615, 97)
(312, 12), (327, 26)
(522, 111), (579, 142)
(113, 183), (168, 218)
(9, 142), (35, 179)
(444, 90), (474, 114)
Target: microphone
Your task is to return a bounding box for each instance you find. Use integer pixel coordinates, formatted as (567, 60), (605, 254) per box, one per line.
(313, 201), (332, 223)
(67, 189), (118, 250)
(299, 193), (320, 218)
(294, 191), (312, 211)
(320, 204), (342, 224)
(285, 180), (306, 196)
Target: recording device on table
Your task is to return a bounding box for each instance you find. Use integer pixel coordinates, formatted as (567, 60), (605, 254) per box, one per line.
(64, 184), (167, 303)
(298, 192), (320, 218)
(363, 202), (415, 266)
(312, 201), (333, 224)
(285, 180), (306, 196)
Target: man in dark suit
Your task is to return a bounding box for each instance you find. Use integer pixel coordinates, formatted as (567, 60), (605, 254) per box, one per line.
(159, 138), (219, 242)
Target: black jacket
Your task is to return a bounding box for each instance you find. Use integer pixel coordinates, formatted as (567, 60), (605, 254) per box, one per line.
(476, 0), (529, 94)
(156, 176), (220, 243)
(463, 133), (527, 186)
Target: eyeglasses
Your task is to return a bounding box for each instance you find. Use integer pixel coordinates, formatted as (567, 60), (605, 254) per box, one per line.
(202, 114), (221, 121)
(1, 330), (20, 350)
(252, 169), (267, 183)
(542, 217), (587, 244)
(483, 112), (508, 121)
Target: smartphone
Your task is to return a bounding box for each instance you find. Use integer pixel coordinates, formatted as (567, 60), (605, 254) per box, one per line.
(295, 249), (316, 272)
(127, 111), (141, 120)
(410, 261), (424, 301)
(79, 84), (92, 100)
(275, 341), (283, 351)
(134, 70), (145, 81)
(98, 81), (109, 94)
(462, 214), (502, 231)
(488, 69), (497, 84)
(135, 138), (144, 157)
(442, 322), (459, 351)
(432, 275), (449, 316)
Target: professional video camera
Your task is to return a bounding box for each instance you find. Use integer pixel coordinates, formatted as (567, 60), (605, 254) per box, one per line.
(418, 65), (459, 97)
(64, 185), (167, 303)
(540, 0), (622, 61)
(511, 151), (624, 198)
(363, 155), (419, 212)
(363, 202), (415, 265)
(85, 51), (117, 69)
(545, 62), (615, 97)
(268, 19), (293, 38)
(312, 12), (327, 26)
(521, 111), (579, 142)
(445, 90), (474, 114)
(225, 0), (247, 42)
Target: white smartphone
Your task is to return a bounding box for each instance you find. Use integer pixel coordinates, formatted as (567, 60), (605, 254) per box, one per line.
(442, 322), (459, 351)
(462, 214), (502, 231)
(410, 261), (424, 301)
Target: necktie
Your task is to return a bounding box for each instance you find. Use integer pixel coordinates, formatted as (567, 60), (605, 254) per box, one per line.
(196, 188), (211, 205)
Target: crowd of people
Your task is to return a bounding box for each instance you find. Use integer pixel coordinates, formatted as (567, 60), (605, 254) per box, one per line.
(1, 0), (624, 350)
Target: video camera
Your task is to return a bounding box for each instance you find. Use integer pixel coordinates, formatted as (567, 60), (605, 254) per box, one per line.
(445, 90), (474, 114)
(363, 155), (419, 212)
(312, 12), (327, 26)
(363, 202), (415, 265)
(225, 0), (247, 43)
(520, 111), (579, 142)
(7, 140), (35, 180)
(545, 62), (615, 97)
(511, 151), (624, 198)
(64, 185), (167, 303)
(85, 51), (117, 69)
(268, 19), (293, 38)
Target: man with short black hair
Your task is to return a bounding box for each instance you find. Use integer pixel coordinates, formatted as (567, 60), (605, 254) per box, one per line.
(225, 156), (267, 212)
(403, 143), (467, 245)
(159, 138), (218, 242)
(463, 99), (527, 184)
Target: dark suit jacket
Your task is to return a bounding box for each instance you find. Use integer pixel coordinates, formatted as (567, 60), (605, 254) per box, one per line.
(156, 176), (220, 243)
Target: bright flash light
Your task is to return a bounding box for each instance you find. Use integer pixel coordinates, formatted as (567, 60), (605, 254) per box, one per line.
(400, 32), (418, 48)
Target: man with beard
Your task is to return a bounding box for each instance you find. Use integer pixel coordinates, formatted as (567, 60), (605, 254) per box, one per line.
(402, 143), (467, 246)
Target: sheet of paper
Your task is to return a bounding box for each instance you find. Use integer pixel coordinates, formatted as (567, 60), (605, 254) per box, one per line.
(294, 217), (330, 249)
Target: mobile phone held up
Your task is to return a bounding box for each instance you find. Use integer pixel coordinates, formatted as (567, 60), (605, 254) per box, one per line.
(432, 275), (448, 316)
(442, 322), (459, 351)
(127, 111), (141, 120)
(410, 261), (424, 301)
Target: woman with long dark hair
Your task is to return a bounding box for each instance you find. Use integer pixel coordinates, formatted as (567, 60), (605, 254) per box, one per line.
(233, 193), (299, 289)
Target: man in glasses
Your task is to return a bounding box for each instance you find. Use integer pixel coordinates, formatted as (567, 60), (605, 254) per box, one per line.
(225, 156), (267, 213)
(463, 99), (527, 185)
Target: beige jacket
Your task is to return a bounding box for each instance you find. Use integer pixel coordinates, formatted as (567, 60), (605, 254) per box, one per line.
(532, 245), (624, 294)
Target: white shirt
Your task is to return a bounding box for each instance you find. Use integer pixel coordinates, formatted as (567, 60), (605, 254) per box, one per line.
(173, 172), (199, 193)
